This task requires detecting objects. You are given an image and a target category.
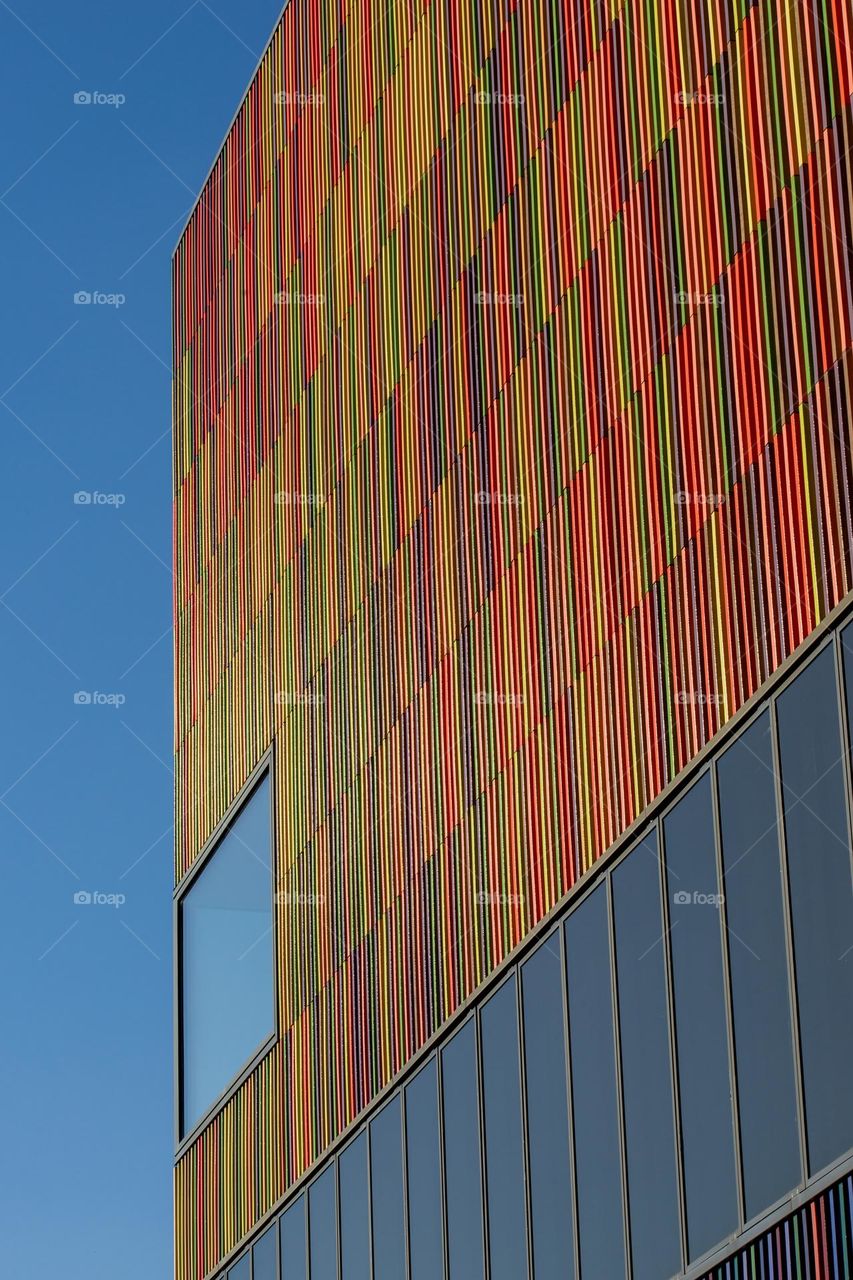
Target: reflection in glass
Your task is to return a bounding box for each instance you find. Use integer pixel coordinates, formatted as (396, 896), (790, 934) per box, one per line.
(521, 934), (575, 1280)
(565, 886), (626, 1279)
(718, 713), (801, 1217)
(406, 1059), (444, 1280)
(613, 834), (681, 1279)
(779, 647), (853, 1174)
(339, 1132), (370, 1280)
(309, 1166), (337, 1280)
(181, 773), (274, 1134)
(280, 1194), (306, 1280)
(665, 775), (738, 1261)
(371, 1096), (406, 1280)
(442, 1022), (484, 1280)
(480, 977), (528, 1280)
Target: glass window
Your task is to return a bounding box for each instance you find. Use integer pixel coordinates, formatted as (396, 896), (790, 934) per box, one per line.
(664, 775), (738, 1261)
(339, 1132), (370, 1280)
(309, 1166), (338, 1280)
(521, 933), (575, 1280)
(565, 885), (626, 1279)
(406, 1058), (444, 1280)
(227, 1255), (250, 1280)
(253, 1222), (278, 1280)
(717, 713), (801, 1218)
(180, 773), (274, 1135)
(280, 1194), (307, 1280)
(371, 1096), (406, 1280)
(779, 646), (853, 1174)
(480, 976), (528, 1280)
(441, 1021), (485, 1280)
(613, 834), (682, 1280)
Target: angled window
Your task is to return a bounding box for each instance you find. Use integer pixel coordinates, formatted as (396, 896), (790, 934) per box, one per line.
(179, 770), (275, 1137)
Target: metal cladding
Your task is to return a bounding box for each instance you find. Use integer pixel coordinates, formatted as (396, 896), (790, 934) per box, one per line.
(173, 0), (853, 1273)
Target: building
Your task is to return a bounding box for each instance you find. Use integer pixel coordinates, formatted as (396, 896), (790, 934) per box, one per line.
(172, 0), (853, 1275)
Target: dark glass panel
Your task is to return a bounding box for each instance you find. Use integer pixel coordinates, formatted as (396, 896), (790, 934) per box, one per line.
(664, 775), (738, 1261)
(280, 1194), (307, 1280)
(309, 1166), (337, 1280)
(227, 1255), (250, 1280)
(613, 834), (682, 1279)
(371, 1096), (406, 1280)
(406, 1058), (444, 1280)
(718, 712), (801, 1217)
(339, 1132), (370, 1280)
(441, 1021), (484, 1280)
(253, 1222), (278, 1280)
(480, 976), (528, 1280)
(779, 646), (853, 1173)
(565, 885), (626, 1279)
(521, 932), (575, 1280)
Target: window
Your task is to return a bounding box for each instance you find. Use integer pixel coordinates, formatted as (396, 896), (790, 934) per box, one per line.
(339, 1133), (370, 1280)
(280, 1194), (307, 1280)
(309, 1166), (338, 1280)
(480, 977), (528, 1280)
(664, 776), (738, 1261)
(179, 771), (274, 1136)
(227, 1255), (250, 1280)
(565, 885), (626, 1278)
(252, 1223), (278, 1280)
(371, 1096), (406, 1280)
(778, 647), (853, 1174)
(521, 933), (576, 1280)
(406, 1059), (445, 1280)
(717, 713), (801, 1218)
(441, 1021), (485, 1280)
(613, 833), (681, 1280)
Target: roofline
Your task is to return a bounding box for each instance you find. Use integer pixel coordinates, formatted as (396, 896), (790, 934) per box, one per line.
(172, 0), (293, 259)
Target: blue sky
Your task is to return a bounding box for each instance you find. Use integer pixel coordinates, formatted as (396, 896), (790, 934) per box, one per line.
(0, 2), (282, 1273)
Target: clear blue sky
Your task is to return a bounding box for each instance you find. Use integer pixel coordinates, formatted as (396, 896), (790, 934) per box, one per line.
(0, 3), (282, 1274)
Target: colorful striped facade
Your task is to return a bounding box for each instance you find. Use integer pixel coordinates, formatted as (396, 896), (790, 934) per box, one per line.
(172, 0), (853, 1273)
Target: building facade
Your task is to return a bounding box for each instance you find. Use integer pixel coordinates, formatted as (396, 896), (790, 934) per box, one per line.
(172, 0), (853, 1275)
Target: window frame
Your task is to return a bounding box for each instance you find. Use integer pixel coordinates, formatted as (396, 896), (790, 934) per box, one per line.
(174, 747), (278, 1152)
